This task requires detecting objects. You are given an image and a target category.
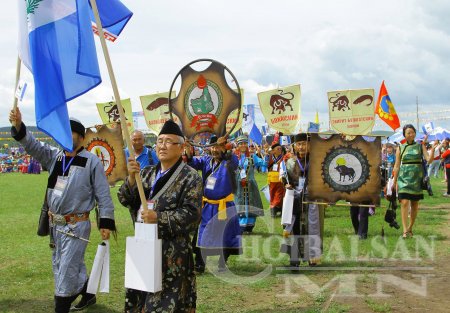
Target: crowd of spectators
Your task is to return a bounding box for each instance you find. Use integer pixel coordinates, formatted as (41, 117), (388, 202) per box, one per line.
(0, 147), (41, 174)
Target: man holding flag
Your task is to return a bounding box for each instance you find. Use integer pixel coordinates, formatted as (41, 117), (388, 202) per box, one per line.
(10, 108), (116, 313)
(16, 0), (132, 311)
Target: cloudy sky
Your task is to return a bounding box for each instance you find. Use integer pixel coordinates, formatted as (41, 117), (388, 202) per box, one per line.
(1, 0), (449, 131)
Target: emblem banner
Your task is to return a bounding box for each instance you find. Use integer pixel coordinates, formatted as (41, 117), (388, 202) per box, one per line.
(328, 89), (375, 135)
(257, 84), (301, 134)
(84, 124), (127, 185)
(308, 134), (381, 205)
(225, 89), (244, 135)
(169, 60), (241, 139)
(140, 91), (177, 135)
(96, 98), (134, 134)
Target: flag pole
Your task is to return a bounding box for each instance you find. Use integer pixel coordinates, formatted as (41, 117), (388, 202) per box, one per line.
(90, 0), (148, 211)
(11, 56), (21, 128)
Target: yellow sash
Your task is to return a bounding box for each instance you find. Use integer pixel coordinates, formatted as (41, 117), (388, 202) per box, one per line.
(202, 194), (234, 220)
(267, 171), (281, 183)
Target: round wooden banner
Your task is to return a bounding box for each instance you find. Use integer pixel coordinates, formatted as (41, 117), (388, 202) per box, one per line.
(168, 59), (242, 145)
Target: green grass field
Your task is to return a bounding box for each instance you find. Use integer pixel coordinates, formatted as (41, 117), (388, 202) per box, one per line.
(0, 172), (448, 312)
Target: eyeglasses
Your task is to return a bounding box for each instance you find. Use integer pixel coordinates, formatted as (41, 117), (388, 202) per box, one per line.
(156, 139), (182, 147)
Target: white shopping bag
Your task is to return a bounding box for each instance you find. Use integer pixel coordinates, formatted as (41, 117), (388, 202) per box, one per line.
(87, 241), (110, 294)
(386, 177), (394, 197)
(281, 189), (295, 225)
(260, 185), (270, 203)
(125, 223), (162, 293)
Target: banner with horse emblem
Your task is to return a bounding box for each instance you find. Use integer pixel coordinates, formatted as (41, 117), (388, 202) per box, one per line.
(168, 59), (242, 141)
(140, 91), (177, 135)
(257, 84), (301, 134)
(328, 89), (375, 135)
(96, 98), (134, 134)
(308, 134), (381, 205)
(225, 89), (245, 135)
(84, 124), (127, 186)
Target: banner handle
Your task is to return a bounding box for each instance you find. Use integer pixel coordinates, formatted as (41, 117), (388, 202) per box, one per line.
(90, 0), (148, 211)
(11, 56), (21, 128)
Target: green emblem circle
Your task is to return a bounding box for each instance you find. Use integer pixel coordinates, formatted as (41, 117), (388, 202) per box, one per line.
(185, 80), (223, 120)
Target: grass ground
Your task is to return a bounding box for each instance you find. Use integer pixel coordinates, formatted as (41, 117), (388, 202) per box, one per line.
(0, 172), (449, 312)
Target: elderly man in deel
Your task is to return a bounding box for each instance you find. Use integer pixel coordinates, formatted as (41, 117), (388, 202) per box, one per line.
(118, 120), (203, 313)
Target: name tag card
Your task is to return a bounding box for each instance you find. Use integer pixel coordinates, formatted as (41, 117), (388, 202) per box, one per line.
(206, 176), (217, 190)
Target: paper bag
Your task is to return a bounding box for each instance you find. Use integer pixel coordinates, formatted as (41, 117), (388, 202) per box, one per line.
(125, 224), (162, 292)
(260, 185), (270, 203)
(386, 178), (394, 197)
(87, 241), (110, 294)
(281, 189), (295, 225)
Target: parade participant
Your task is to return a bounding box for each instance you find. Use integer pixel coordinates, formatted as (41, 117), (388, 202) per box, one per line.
(384, 143), (396, 178)
(392, 124), (433, 238)
(350, 203), (374, 240)
(280, 133), (325, 267)
(186, 136), (242, 272)
(121, 132), (160, 313)
(427, 141), (442, 178)
(234, 135), (265, 233)
(9, 108), (115, 313)
(266, 142), (285, 217)
(432, 138), (449, 196)
(125, 130), (158, 169)
(118, 120), (203, 312)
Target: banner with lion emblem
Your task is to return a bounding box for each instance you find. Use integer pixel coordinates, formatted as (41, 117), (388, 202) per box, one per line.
(96, 98), (134, 134)
(257, 84), (301, 134)
(84, 124), (127, 186)
(140, 91), (177, 135)
(328, 89), (375, 135)
(308, 134), (381, 205)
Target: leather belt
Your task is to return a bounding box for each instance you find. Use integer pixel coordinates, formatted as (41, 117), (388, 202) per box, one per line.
(51, 212), (90, 226)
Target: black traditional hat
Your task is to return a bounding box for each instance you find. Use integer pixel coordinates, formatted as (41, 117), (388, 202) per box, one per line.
(159, 119), (183, 137)
(209, 136), (218, 144)
(271, 142), (281, 149)
(70, 118), (85, 138)
(293, 133), (309, 142)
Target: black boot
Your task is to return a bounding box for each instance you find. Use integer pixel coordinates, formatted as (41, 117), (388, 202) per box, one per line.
(70, 293), (96, 311)
(70, 280), (96, 311)
(55, 296), (76, 313)
(270, 207), (276, 218)
(194, 252), (206, 274)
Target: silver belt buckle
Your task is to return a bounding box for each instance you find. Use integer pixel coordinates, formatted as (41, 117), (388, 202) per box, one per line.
(53, 214), (67, 226)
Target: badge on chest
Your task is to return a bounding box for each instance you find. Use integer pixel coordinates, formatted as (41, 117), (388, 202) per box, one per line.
(206, 176), (217, 190)
(54, 176), (68, 197)
(297, 177), (306, 192)
(240, 168), (247, 179)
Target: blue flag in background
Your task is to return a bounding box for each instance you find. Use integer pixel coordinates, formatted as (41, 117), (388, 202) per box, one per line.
(249, 123), (263, 145)
(90, 0), (133, 42)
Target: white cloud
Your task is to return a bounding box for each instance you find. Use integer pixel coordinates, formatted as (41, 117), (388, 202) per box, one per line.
(1, 0), (449, 131)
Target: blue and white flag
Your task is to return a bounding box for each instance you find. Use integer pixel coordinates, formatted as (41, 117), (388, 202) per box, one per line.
(18, 0), (102, 151)
(422, 122), (435, 135)
(90, 0), (133, 42)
